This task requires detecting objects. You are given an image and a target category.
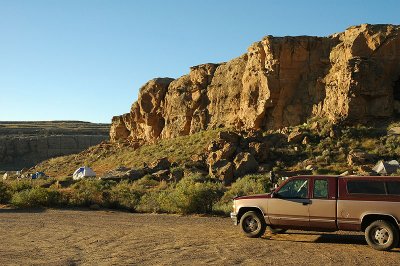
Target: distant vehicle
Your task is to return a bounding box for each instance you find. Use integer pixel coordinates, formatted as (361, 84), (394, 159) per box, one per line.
(231, 175), (400, 251)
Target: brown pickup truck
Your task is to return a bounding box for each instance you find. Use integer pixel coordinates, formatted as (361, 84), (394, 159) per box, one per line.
(231, 175), (400, 251)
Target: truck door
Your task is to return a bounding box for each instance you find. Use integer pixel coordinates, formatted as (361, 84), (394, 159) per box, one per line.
(308, 177), (337, 230)
(268, 178), (310, 229)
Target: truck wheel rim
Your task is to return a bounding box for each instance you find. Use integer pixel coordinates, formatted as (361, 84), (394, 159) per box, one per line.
(244, 217), (258, 232)
(372, 227), (390, 245)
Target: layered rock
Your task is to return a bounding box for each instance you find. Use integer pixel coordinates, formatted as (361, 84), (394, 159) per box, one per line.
(111, 24), (400, 143)
(0, 135), (108, 170)
(0, 121), (109, 170)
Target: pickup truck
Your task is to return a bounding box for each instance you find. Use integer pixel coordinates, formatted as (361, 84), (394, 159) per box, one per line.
(231, 175), (400, 251)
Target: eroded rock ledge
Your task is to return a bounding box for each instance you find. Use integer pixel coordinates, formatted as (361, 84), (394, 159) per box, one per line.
(111, 24), (400, 144)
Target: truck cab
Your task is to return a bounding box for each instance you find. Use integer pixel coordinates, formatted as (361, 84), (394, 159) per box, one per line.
(231, 175), (400, 251)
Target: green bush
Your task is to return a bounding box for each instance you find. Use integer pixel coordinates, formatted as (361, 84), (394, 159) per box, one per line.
(215, 174), (271, 215)
(11, 187), (60, 208)
(109, 181), (145, 211)
(68, 179), (106, 206)
(138, 188), (173, 213)
(223, 174), (270, 201)
(9, 180), (33, 193)
(167, 175), (225, 214)
(0, 181), (11, 203)
(137, 174), (225, 214)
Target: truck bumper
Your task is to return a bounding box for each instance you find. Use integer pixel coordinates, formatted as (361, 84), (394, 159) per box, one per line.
(230, 212), (238, 225)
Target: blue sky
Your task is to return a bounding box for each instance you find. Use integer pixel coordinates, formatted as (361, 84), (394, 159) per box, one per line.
(1, 0), (399, 123)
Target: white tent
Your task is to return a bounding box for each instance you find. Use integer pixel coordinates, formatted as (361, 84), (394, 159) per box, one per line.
(73, 166), (96, 180)
(372, 160), (400, 175)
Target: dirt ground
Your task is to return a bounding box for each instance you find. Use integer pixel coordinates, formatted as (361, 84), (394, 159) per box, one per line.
(0, 209), (399, 265)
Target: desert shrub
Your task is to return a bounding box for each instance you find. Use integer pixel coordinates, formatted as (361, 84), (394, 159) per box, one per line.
(168, 176), (225, 214)
(108, 180), (146, 211)
(10, 187), (60, 208)
(0, 181), (11, 203)
(223, 174), (270, 201)
(9, 179), (33, 192)
(68, 179), (106, 206)
(214, 174), (271, 215)
(384, 135), (400, 156)
(138, 174), (225, 214)
(361, 138), (377, 152)
(134, 175), (160, 188)
(138, 187), (174, 213)
(168, 174), (225, 214)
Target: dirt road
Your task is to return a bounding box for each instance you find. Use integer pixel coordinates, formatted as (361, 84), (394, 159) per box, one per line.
(0, 209), (399, 265)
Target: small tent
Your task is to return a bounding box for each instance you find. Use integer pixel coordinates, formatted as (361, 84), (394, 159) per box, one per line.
(372, 160), (400, 175)
(73, 166), (96, 180)
(31, 172), (47, 179)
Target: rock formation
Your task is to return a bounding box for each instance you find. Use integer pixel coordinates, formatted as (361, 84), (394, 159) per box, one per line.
(111, 24), (400, 143)
(0, 121), (109, 170)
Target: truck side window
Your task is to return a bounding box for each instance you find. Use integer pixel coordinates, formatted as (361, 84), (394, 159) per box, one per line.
(347, 181), (386, 194)
(386, 181), (400, 195)
(276, 179), (308, 199)
(313, 179), (328, 198)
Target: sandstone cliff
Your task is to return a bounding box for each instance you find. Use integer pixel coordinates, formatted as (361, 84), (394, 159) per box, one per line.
(110, 24), (400, 143)
(0, 121), (109, 170)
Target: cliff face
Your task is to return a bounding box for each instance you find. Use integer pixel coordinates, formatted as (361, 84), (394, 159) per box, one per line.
(0, 121), (109, 170)
(110, 24), (400, 143)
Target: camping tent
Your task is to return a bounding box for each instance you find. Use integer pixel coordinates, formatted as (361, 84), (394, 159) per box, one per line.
(73, 166), (96, 180)
(372, 160), (400, 175)
(31, 172), (47, 179)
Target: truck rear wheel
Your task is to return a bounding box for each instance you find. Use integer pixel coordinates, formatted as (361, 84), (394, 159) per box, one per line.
(239, 211), (266, 238)
(365, 220), (399, 251)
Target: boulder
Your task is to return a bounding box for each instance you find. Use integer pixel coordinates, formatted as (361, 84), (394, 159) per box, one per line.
(152, 169), (170, 181)
(218, 131), (240, 144)
(101, 167), (147, 181)
(233, 152), (259, 177)
(169, 168), (184, 182)
(219, 143), (237, 160)
(207, 141), (220, 152)
(207, 142), (237, 166)
(287, 129), (304, 143)
(347, 150), (376, 166)
(126, 169), (147, 180)
(209, 159), (234, 185)
(149, 157), (171, 172)
(248, 142), (268, 162)
(305, 164), (316, 171)
(245, 131), (264, 143)
(358, 165), (373, 175)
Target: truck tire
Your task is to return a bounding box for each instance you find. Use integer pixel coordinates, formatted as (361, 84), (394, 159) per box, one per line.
(365, 220), (399, 251)
(239, 211), (266, 238)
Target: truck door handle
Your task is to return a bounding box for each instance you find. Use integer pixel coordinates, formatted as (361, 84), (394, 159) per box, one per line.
(302, 200), (311, 205)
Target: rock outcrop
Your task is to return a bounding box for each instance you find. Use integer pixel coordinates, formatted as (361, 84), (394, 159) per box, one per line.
(111, 24), (400, 144)
(0, 121), (109, 170)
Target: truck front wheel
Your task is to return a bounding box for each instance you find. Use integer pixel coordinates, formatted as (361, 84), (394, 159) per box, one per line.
(239, 211), (266, 238)
(365, 220), (399, 251)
